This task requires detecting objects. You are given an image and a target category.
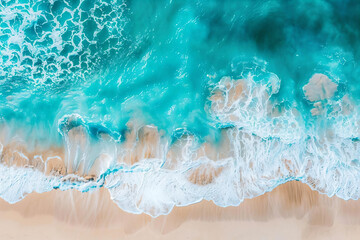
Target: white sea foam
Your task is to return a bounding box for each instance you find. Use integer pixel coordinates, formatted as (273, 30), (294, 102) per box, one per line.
(0, 73), (360, 217)
(0, 164), (58, 203)
(0, 0), (127, 84)
(209, 74), (303, 143)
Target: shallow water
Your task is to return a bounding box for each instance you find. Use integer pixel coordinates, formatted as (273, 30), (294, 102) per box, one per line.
(1, 0), (360, 216)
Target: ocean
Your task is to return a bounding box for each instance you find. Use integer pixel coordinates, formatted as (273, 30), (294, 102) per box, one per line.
(1, 0), (360, 217)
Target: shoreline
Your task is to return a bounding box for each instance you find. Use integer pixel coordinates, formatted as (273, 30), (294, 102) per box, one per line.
(1, 181), (360, 239)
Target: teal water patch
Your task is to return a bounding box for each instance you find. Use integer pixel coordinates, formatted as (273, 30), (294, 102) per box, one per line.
(0, 0), (359, 138)
(1, 0), (360, 143)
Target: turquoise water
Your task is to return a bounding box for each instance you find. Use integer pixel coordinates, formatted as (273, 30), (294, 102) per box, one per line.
(2, 0), (359, 141)
(1, 0), (360, 216)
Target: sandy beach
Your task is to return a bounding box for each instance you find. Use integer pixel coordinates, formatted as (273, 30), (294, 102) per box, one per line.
(1, 181), (360, 240)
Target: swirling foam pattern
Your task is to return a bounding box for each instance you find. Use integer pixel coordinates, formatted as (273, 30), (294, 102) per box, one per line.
(1, 0), (360, 217)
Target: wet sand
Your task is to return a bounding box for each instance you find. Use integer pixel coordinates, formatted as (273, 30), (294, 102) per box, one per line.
(1, 181), (360, 239)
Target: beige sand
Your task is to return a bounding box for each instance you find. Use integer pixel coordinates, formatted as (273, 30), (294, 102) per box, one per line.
(1, 181), (360, 240)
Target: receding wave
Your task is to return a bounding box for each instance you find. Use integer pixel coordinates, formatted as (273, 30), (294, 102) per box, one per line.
(1, 66), (359, 217)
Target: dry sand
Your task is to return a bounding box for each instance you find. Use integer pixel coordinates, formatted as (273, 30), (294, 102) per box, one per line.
(1, 181), (360, 240)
